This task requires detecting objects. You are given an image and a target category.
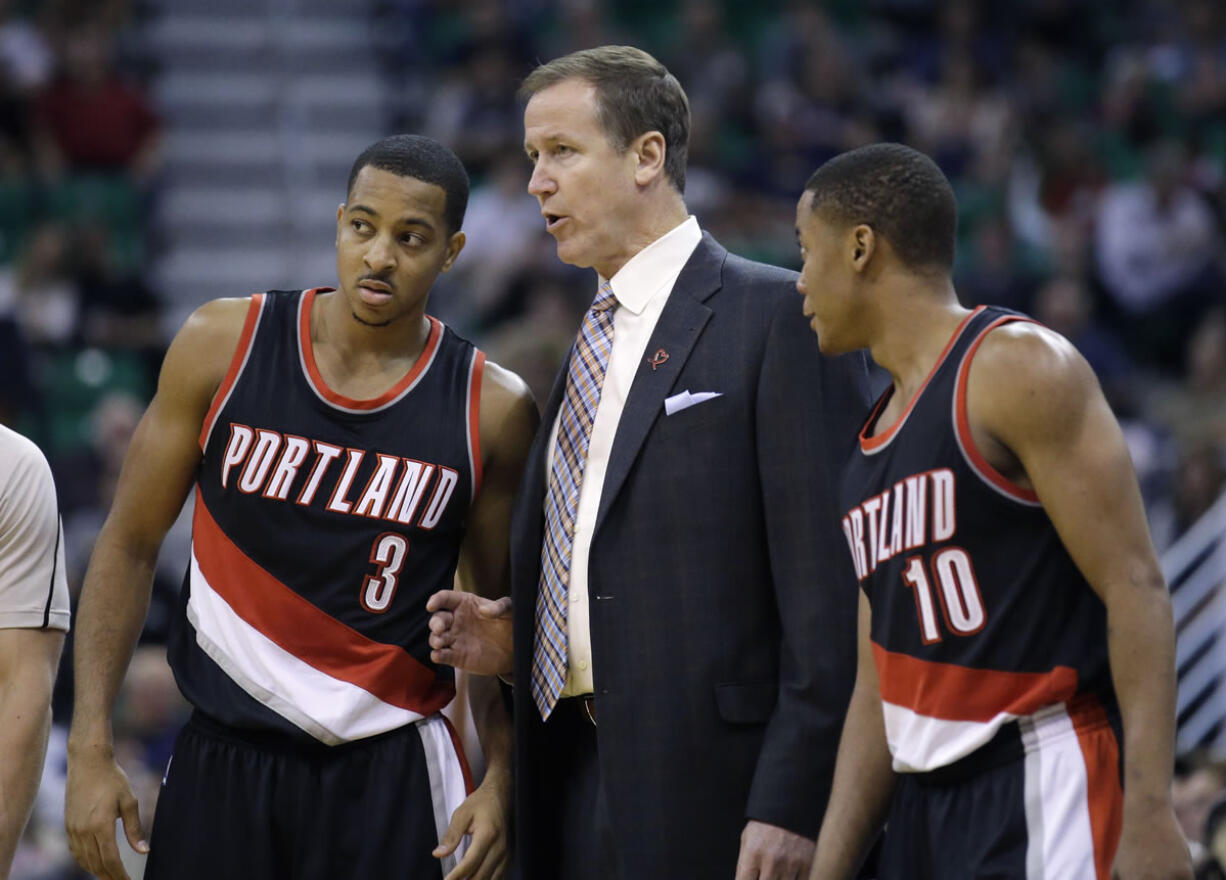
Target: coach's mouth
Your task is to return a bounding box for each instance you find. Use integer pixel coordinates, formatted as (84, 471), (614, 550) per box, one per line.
(544, 213), (567, 233)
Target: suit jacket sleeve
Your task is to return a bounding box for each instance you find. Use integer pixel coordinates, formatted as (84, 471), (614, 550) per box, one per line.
(744, 292), (872, 838)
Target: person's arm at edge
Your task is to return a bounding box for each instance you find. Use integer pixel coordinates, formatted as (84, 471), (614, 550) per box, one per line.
(0, 627), (64, 876)
(64, 297), (251, 880)
(433, 361), (538, 880)
(0, 438), (68, 879)
(808, 592), (895, 879)
(969, 324), (1191, 879)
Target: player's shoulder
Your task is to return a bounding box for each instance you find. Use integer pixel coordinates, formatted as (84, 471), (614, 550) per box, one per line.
(158, 295), (264, 406)
(970, 318), (1099, 425)
(479, 360), (537, 427)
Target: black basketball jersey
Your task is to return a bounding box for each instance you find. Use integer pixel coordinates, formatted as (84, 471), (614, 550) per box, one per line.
(839, 305), (1115, 773)
(168, 288), (485, 745)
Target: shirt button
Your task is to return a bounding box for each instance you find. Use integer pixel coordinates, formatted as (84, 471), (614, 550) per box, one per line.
(578, 660), (589, 671)
(570, 592), (582, 603)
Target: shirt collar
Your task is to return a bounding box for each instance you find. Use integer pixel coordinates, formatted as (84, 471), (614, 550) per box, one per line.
(598, 216), (701, 316)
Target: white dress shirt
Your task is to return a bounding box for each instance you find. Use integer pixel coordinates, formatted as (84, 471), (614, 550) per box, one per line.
(545, 215), (702, 696)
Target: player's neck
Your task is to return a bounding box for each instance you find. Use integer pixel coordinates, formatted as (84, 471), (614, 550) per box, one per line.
(312, 290), (431, 369)
(870, 281), (969, 400)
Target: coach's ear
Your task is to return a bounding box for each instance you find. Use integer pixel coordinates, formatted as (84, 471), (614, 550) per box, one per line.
(850, 224), (875, 274)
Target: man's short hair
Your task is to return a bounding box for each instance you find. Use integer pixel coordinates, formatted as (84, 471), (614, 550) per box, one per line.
(346, 134), (469, 235)
(805, 143), (957, 273)
(520, 45), (690, 194)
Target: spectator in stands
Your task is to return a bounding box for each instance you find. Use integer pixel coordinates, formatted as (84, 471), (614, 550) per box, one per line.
(33, 25), (159, 183)
(1147, 307), (1226, 450)
(1094, 138), (1223, 368)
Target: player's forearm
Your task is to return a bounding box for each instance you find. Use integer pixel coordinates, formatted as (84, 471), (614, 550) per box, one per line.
(810, 684), (896, 880)
(468, 673), (512, 787)
(1105, 570), (1180, 814)
(0, 670), (56, 876)
(68, 527), (158, 753)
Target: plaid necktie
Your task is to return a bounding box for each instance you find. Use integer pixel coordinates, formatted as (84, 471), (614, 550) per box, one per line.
(531, 282), (617, 719)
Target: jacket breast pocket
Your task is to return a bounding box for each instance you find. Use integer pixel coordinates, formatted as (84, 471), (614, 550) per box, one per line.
(713, 681), (777, 725)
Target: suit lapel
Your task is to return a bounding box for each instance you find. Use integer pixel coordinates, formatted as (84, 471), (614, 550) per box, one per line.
(593, 234), (725, 535)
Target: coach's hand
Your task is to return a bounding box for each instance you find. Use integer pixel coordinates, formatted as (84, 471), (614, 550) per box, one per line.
(434, 773), (510, 880)
(65, 747), (148, 880)
(735, 819), (815, 880)
(427, 590), (513, 678)
(1112, 803), (1193, 880)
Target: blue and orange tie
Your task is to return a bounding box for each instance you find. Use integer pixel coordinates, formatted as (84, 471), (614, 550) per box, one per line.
(531, 282), (617, 719)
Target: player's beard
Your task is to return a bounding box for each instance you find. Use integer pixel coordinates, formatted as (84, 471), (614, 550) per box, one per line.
(351, 310), (394, 328)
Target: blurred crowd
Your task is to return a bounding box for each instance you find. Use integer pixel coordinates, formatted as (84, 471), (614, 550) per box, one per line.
(3, 0), (1225, 877)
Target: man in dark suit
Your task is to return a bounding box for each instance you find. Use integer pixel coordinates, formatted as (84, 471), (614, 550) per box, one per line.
(427, 45), (873, 879)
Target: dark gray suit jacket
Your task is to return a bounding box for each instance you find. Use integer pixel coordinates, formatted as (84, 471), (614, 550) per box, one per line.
(509, 234), (874, 877)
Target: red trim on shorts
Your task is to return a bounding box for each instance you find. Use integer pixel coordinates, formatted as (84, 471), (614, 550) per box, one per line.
(440, 713), (476, 794)
(860, 307), (984, 452)
(199, 294), (265, 450)
(468, 350), (486, 498)
(954, 316), (1041, 504)
(872, 642), (1078, 723)
(1069, 696), (1123, 880)
(299, 288), (443, 410)
(192, 490), (455, 715)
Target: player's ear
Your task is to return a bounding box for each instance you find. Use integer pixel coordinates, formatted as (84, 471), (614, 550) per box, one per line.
(850, 224), (875, 273)
(440, 230), (466, 273)
(335, 204), (345, 247)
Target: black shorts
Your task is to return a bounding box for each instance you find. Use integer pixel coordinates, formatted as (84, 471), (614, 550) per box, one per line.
(145, 711), (473, 879)
(878, 704), (1123, 879)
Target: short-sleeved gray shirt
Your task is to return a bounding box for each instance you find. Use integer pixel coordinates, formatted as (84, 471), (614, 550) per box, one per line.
(0, 424), (69, 631)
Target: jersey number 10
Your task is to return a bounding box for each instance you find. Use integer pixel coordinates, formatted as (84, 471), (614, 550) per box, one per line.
(901, 547), (986, 643)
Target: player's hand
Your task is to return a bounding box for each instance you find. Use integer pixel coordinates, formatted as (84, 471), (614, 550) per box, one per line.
(1112, 803), (1193, 879)
(65, 748), (148, 880)
(433, 775), (510, 880)
(427, 590), (513, 677)
(735, 819), (816, 880)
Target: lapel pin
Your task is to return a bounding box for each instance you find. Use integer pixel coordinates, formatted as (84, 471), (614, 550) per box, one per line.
(648, 348), (669, 371)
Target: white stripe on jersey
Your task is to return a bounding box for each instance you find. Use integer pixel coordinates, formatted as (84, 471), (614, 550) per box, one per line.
(1020, 705), (1097, 879)
(418, 715), (470, 873)
(186, 547), (428, 745)
(882, 700), (1020, 773)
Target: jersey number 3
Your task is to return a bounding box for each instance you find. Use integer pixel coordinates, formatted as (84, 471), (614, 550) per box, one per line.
(362, 532), (409, 613)
(901, 547), (986, 643)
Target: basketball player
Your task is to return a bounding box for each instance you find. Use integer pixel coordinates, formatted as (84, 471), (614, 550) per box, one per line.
(797, 144), (1191, 879)
(0, 424), (70, 879)
(64, 135), (535, 880)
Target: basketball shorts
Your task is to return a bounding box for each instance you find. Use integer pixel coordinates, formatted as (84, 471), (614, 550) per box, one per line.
(144, 710), (473, 880)
(878, 700), (1123, 880)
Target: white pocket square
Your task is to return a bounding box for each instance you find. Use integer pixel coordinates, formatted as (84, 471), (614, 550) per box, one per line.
(664, 390), (723, 416)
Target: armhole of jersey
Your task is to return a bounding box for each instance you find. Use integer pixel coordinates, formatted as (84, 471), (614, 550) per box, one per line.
(953, 315), (1042, 506)
(199, 293), (266, 452)
(466, 349), (486, 501)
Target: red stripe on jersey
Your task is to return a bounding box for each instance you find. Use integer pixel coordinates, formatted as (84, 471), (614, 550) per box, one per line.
(467, 350), (486, 497)
(199, 294), (265, 451)
(1070, 696), (1123, 879)
(872, 642), (1078, 722)
(441, 713), (476, 795)
(299, 288), (444, 410)
(954, 316), (1041, 503)
(192, 488), (454, 715)
(860, 307), (984, 452)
